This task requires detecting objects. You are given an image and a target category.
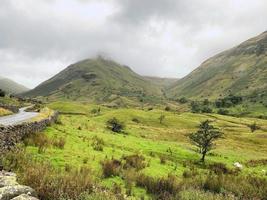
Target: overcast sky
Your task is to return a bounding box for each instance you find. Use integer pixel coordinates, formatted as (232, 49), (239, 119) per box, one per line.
(1, 0), (267, 88)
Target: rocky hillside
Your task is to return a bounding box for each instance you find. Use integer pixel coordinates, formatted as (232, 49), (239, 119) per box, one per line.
(167, 31), (267, 100)
(24, 57), (164, 104)
(0, 76), (28, 94)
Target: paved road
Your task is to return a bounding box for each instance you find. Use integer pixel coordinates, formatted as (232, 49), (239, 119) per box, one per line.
(0, 107), (38, 126)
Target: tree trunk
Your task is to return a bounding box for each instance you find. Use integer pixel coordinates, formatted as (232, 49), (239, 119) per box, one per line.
(201, 152), (206, 162)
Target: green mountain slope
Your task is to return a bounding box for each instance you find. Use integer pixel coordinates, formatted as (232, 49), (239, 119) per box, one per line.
(144, 76), (178, 88)
(0, 76), (29, 94)
(24, 57), (164, 104)
(167, 31), (267, 100)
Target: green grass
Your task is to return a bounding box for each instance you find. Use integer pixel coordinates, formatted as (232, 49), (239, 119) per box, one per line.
(22, 101), (267, 198)
(0, 96), (21, 106)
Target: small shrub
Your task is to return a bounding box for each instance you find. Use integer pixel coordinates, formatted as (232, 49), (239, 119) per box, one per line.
(246, 159), (267, 167)
(178, 97), (188, 104)
(91, 107), (101, 115)
(165, 106), (171, 111)
(132, 118), (140, 123)
(0, 89), (5, 97)
(136, 173), (180, 197)
(182, 168), (198, 178)
(159, 155), (167, 164)
(201, 106), (213, 113)
(91, 136), (104, 151)
(217, 109), (229, 115)
(106, 118), (124, 133)
(208, 163), (230, 175)
(83, 157), (89, 164)
(101, 159), (121, 178)
(203, 174), (223, 193)
(248, 122), (260, 132)
(122, 154), (146, 170)
(24, 133), (50, 153)
(52, 137), (66, 149)
(55, 118), (63, 125)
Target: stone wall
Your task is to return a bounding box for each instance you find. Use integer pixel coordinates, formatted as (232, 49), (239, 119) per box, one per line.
(0, 112), (58, 153)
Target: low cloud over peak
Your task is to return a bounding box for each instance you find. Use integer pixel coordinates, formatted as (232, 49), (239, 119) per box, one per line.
(1, 0), (267, 88)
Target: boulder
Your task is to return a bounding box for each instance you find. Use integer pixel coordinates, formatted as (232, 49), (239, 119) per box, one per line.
(11, 194), (38, 200)
(0, 173), (18, 188)
(0, 185), (37, 200)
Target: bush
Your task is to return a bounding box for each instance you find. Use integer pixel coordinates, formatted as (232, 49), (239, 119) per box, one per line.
(132, 118), (140, 123)
(0, 89), (5, 97)
(190, 101), (201, 113)
(217, 109), (229, 115)
(24, 133), (50, 153)
(52, 137), (66, 149)
(159, 155), (167, 164)
(208, 163), (230, 175)
(248, 122), (260, 132)
(201, 106), (213, 113)
(91, 107), (101, 115)
(165, 106), (171, 111)
(106, 118), (124, 133)
(101, 159), (121, 178)
(122, 154), (146, 170)
(178, 97), (188, 104)
(201, 174), (267, 199)
(91, 136), (104, 151)
(245, 159), (267, 167)
(136, 173), (180, 197)
(147, 107), (153, 111)
(182, 168), (198, 178)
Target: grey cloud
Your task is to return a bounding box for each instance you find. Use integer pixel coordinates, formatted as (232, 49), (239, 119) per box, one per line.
(0, 0), (266, 88)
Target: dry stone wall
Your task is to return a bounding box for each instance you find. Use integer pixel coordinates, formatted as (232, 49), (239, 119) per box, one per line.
(0, 112), (58, 153)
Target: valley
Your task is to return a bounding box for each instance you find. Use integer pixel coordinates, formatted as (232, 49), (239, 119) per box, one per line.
(0, 30), (267, 200)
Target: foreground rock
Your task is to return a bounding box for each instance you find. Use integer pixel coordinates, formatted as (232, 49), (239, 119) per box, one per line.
(0, 171), (38, 200)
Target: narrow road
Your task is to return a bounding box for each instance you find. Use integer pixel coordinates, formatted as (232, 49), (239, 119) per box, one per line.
(0, 107), (38, 126)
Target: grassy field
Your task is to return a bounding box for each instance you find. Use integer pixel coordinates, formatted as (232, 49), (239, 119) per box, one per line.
(14, 101), (266, 199)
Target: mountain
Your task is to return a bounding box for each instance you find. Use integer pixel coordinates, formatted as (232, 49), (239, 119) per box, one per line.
(24, 57), (164, 104)
(0, 76), (29, 94)
(167, 31), (267, 100)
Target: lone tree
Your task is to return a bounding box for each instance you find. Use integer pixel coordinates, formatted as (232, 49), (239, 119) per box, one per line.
(188, 120), (223, 162)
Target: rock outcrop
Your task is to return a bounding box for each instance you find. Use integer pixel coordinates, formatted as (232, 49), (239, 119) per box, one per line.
(0, 171), (38, 200)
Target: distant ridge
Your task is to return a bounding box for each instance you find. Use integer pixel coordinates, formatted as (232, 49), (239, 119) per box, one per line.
(166, 31), (267, 100)
(0, 76), (29, 94)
